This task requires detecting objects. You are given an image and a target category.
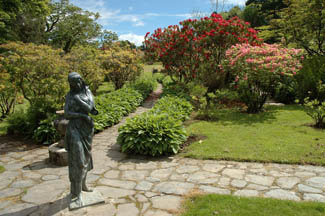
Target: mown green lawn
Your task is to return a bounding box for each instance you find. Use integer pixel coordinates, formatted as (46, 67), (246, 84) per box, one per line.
(180, 194), (325, 216)
(143, 64), (163, 76)
(182, 105), (325, 165)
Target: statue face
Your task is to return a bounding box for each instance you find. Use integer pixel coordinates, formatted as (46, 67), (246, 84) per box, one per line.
(69, 77), (83, 92)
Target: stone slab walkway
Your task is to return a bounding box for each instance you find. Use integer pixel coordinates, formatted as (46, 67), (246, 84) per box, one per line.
(0, 84), (325, 215)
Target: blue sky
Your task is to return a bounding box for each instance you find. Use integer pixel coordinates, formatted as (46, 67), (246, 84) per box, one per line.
(70, 0), (246, 46)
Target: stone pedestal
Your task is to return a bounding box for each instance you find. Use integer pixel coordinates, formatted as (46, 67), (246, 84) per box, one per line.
(49, 143), (68, 166)
(69, 189), (105, 211)
(48, 110), (69, 166)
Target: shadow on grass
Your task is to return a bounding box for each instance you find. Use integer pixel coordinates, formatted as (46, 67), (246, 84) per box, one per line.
(206, 104), (305, 126)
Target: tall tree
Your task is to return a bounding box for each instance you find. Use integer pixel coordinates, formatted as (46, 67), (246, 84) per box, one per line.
(0, 0), (50, 43)
(100, 30), (118, 49)
(277, 0), (325, 56)
(48, 1), (102, 53)
(243, 0), (287, 43)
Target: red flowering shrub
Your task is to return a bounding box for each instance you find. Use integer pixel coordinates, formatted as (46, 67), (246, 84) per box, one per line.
(144, 13), (262, 91)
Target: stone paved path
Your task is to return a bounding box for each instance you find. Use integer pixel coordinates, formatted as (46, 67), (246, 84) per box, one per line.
(1, 84), (325, 215)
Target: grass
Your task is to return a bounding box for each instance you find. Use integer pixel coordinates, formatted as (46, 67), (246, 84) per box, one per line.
(0, 165), (5, 174)
(180, 194), (325, 216)
(143, 64), (163, 77)
(182, 104), (325, 166)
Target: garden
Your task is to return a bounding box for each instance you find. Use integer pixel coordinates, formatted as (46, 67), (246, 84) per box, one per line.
(0, 0), (325, 215)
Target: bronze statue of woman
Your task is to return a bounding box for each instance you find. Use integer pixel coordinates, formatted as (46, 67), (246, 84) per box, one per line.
(64, 72), (98, 207)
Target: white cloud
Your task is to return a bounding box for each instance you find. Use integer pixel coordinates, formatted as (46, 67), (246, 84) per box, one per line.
(207, 0), (246, 6)
(119, 33), (144, 46)
(71, 0), (197, 28)
(134, 21), (145, 27)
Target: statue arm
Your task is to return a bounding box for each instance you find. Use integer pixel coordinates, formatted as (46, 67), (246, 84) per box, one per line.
(64, 96), (90, 120)
(74, 94), (93, 113)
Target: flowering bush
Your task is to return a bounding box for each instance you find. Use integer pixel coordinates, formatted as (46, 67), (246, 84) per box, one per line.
(225, 43), (304, 113)
(144, 13), (262, 91)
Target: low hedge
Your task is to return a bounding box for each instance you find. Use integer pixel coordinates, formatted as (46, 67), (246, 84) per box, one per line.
(92, 87), (143, 132)
(6, 78), (157, 144)
(93, 78), (157, 132)
(117, 96), (193, 156)
(126, 78), (158, 99)
(150, 96), (193, 122)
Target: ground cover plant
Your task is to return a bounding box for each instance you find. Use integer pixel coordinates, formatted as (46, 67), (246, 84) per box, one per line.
(96, 81), (115, 95)
(118, 96), (192, 156)
(183, 105), (325, 166)
(93, 78), (156, 132)
(180, 194), (325, 216)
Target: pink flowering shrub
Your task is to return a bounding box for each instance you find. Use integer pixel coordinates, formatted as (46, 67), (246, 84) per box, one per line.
(224, 43), (304, 113)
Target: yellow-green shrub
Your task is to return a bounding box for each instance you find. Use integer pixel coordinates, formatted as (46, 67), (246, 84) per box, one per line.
(65, 45), (105, 94)
(101, 45), (142, 89)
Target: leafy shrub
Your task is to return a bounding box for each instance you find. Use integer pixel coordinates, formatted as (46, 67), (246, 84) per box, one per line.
(303, 81), (325, 128)
(161, 82), (208, 110)
(273, 76), (298, 104)
(152, 73), (165, 83)
(65, 45), (105, 94)
(150, 96), (193, 121)
(7, 102), (59, 144)
(7, 111), (31, 136)
(236, 80), (268, 113)
(101, 45), (143, 89)
(0, 42), (69, 112)
(127, 78), (157, 98)
(295, 56), (325, 102)
(304, 98), (325, 128)
(118, 113), (187, 156)
(207, 89), (241, 108)
(92, 87), (143, 132)
(161, 82), (191, 100)
(195, 89), (242, 121)
(33, 115), (60, 145)
(118, 96), (192, 156)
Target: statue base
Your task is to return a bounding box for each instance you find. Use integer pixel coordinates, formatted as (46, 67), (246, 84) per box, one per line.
(69, 189), (105, 211)
(49, 142), (68, 166)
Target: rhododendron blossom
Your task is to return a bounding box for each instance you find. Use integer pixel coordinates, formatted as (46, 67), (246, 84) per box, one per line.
(144, 13), (262, 88)
(224, 43), (304, 113)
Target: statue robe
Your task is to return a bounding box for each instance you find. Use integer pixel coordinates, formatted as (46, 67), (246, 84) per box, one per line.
(64, 88), (95, 196)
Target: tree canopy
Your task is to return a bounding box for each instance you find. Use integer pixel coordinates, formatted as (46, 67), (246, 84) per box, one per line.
(277, 0), (325, 56)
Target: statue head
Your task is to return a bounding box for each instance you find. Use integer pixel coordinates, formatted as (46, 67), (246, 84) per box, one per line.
(68, 72), (85, 92)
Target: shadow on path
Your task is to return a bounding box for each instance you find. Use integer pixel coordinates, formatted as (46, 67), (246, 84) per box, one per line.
(2, 195), (69, 216)
(0, 135), (39, 155)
